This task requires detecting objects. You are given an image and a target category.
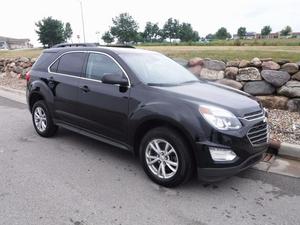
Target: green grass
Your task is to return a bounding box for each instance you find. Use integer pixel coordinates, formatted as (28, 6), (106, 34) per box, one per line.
(139, 46), (300, 62)
(1, 46), (300, 62)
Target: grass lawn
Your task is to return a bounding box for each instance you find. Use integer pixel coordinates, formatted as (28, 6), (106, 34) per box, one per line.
(1, 46), (300, 62)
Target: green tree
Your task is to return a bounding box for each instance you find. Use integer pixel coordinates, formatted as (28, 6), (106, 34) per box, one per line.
(143, 22), (160, 42)
(237, 27), (247, 39)
(280, 26), (292, 36)
(64, 22), (73, 41)
(179, 23), (199, 42)
(162, 18), (180, 42)
(215, 27), (231, 40)
(35, 17), (65, 47)
(261, 25), (272, 36)
(110, 13), (139, 43)
(102, 31), (114, 44)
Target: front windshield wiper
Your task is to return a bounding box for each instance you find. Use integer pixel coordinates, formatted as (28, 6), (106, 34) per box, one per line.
(179, 80), (200, 85)
(147, 83), (180, 87)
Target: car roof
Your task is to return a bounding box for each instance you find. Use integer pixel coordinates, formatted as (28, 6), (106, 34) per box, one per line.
(43, 46), (153, 55)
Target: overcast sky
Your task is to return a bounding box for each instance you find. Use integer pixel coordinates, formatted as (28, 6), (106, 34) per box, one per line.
(1, 0), (299, 46)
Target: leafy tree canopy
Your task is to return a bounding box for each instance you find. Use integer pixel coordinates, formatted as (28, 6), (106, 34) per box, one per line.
(281, 26), (292, 36)
(102, 31), (114, 44)
(179, 23), (199, 42)
(162, 18), (180, 42)
(64, 22), (73, 41)
(261, 25), (272, 36)
(215, 27), (231, 40)
(237, 27), (247, 38)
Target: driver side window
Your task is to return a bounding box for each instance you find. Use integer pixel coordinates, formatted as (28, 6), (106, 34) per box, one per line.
(86, 53), (123, 81)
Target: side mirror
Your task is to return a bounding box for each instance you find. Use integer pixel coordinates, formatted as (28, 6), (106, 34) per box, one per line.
(102, 74), (129, 86)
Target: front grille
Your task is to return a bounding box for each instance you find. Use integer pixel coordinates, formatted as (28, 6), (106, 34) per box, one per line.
(247, 121), (268, 146)
(243, 109), (265, 120)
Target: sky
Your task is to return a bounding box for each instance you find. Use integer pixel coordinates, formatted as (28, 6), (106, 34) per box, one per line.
(0, 0), (299, 46)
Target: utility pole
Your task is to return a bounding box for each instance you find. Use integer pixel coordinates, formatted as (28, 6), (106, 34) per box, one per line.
(80, 0), (86, 42)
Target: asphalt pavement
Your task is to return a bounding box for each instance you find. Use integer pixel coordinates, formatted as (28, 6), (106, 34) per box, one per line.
(0, 96), (299, 225)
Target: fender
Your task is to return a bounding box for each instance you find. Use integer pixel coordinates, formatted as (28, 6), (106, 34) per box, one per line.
(28, 79), (55, 116)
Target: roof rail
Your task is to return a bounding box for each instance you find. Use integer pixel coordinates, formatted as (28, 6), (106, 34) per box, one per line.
(51, 43), (97, 48)
(51, 43), (135, 49)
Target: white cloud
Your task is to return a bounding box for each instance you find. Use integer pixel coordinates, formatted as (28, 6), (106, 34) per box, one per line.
(1, 0), (299, 46)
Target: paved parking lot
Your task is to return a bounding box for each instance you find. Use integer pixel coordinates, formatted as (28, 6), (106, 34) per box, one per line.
(0, 96), (299, 225)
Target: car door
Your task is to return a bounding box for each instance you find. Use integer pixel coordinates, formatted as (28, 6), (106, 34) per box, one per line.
(48, 52), (87, 127)
(77, 52), (130, 143)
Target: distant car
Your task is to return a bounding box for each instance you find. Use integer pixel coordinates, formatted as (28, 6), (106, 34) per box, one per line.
(26, 44), (269, 187)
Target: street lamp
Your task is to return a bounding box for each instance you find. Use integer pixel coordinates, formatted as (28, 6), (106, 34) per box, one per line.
(80, 0), (86, 42)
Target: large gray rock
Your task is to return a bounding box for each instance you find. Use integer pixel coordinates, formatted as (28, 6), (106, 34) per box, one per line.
(287, 98), (300, 112)
(243, 81), (275, 95)
(203, 59), (226, 71)
(281, 63), (299, 75)
(13, 66), (23, 74)
(200, 68), (224, 80)
(188, 65), (202, 76)
(188, 57), (203, 67)
(261, 70), (290, 87)
(261, 61), (280, 70)
(237, 67), (261, 81)
(18, 57), (30, 63)
(256, 96), (288, 110)
(173, 58), (188, 67)
(276, 59), (290, 66)
(215, 79), (243, 89)
(227, 60), (240, 67)
(250, 57), (262, 67)
(292, 71), (300, 81)
(239, 60), (250, 68)
(224, 67), (239, 79)
(278, 81), (300, 97)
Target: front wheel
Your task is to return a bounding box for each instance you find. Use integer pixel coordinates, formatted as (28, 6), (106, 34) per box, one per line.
(140, 127), (194, 187)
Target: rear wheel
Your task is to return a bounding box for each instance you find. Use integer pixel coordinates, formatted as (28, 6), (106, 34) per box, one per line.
(32, 100), (58, 137)
(140, 127), (194, 187)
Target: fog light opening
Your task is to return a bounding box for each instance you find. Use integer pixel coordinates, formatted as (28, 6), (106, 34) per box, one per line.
(209, 147), (237, 162)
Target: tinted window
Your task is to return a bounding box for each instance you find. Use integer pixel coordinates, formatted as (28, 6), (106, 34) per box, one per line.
(50, 59), (59, 72)
(32, 52), (58, 72)
(57, 52), (85, 76)
(86, 53), (123, 81)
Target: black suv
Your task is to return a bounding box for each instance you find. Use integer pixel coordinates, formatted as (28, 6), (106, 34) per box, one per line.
(26, 45), (269, 187)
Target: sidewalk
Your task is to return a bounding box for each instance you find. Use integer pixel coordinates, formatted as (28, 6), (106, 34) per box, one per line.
(0, 86), (26, 104)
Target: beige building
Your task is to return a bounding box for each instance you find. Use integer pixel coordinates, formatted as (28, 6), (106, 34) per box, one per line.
(0, 36), (32, 50)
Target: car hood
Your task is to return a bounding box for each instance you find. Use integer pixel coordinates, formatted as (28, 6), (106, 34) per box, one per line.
(153, 81), (261, 117)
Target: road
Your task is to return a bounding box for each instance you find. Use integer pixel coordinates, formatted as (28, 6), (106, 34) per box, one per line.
(0, 96), (299, 225)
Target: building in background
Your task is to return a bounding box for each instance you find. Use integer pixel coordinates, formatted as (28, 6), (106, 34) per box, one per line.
(0, 36), (32, 50)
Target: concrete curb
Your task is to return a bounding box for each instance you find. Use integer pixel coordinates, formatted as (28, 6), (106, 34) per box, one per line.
(278, 142), (300, 160)
(0, 86), (26, 104)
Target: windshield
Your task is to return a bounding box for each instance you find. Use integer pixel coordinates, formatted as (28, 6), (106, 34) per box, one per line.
(119, 52), (198, 86)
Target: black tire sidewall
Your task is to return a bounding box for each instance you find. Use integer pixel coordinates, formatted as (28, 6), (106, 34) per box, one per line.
(32, 100), (56, 137)
(140, 127), (192, 187)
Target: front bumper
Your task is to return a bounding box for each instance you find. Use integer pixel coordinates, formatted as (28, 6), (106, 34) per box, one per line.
(197, 151), (264, 182)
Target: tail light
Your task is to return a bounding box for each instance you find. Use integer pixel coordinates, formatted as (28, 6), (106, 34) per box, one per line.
(25, 71), (31, 82)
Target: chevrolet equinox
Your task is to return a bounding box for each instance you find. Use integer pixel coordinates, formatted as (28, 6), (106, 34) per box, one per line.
(26, 45), (269, 187)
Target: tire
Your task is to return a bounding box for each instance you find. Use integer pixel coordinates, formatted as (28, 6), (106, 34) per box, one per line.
(140, 127), (194, 187)
(32, 100), (58, 137)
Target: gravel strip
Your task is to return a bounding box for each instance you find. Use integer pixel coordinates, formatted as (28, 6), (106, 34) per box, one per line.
(0, 76), (26, 91)
(268, 109), (300, 145)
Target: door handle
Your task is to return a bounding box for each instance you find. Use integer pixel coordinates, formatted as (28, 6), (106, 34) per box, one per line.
(80, 85), (90, 93)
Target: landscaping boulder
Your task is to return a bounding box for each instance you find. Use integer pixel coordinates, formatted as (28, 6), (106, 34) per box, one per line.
(227, 60), (240, 67)
(243, 81), (275, 95)
(13, 66), (23, 75)
(18, 57), (30, 63)
(237, 67), (261, 81)
(281, 63), (299, 75)
(203, 59), (226, 71)
(188, 65), (202, 76)
(224, 67), (239, 79)
(256, 96), (288, 110)
(261, 61), (280, 70)
(277, 59), (290, 66)
(292, 71), (300, 81)
(277, 81), (300, 97)
(200, 68), (224, 80)
(261, 70), (290, 87)
(239, 60), (250, 68)
(173, 58), (188, 67)
(215, 79), (243, 89)
(188, 57), (203, 67)
(250, 57), (262, 67)
(261, 58), (272, 62)
(287, 98), (300, 112)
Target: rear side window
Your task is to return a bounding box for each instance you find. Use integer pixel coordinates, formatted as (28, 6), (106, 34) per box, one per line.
(50, 59), (59, 72)
(56, 52), (86, 76)
(32, 52), (58, 72)
(86, 53), (123, 81)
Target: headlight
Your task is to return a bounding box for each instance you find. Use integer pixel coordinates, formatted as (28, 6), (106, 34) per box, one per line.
(199, 105), (242, 130)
